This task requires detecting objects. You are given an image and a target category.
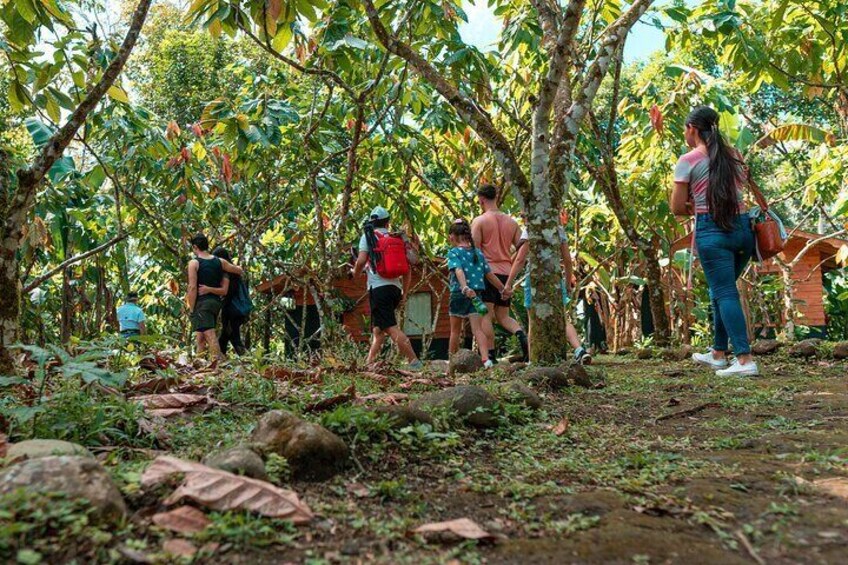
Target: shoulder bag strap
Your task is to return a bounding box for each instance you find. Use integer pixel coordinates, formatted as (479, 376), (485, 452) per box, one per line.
(746, 168), (770, 213)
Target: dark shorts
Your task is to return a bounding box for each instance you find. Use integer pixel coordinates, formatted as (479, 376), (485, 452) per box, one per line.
(449, 291), (479, 318)
(191, 297), (222, 332)
(481, 273), (510, 307)
(369, 285), (402, 330)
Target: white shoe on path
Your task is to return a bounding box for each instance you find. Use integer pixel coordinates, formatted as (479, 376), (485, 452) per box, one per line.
(715, 360), (759, 377)
(692, 350), (728, 369)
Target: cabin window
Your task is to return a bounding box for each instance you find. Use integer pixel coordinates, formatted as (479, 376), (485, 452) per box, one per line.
(403, 292), (433, 336)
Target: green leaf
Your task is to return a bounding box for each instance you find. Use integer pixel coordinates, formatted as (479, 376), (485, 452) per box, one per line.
(755, 124), (836, 149)
(107, 85), (130, 104)
(271, 24), (293, 52)
(0, 376), (29, 387)
(16, 549), (42, 565)
(24, 118), (56, 147)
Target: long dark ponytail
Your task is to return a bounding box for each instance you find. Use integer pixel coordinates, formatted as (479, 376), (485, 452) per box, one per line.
(686, 106), (745, 231)
(449, 219), (478, 264)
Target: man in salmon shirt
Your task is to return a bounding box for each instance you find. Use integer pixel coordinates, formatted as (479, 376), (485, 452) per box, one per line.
(471, 184), (529, 362)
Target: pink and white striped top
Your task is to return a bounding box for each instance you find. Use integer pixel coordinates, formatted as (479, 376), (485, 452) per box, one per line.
(674, 148), (746, 214)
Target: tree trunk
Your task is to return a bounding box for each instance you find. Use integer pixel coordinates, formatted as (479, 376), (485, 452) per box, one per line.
(641, 242), (671, 345)
(781, 265), (796, 338)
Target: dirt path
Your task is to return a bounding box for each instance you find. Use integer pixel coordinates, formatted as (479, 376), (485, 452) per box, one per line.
(221, 354), (847, 564)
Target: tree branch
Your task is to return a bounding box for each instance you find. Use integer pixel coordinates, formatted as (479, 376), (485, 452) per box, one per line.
(23, 234), (127, 293)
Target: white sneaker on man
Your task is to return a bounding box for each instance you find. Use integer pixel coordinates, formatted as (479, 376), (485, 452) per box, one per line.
(715, 360), (759, 377)
(692, 350), (728, 369)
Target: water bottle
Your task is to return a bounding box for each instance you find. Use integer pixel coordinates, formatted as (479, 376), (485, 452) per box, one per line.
(472, 295), (488, 315)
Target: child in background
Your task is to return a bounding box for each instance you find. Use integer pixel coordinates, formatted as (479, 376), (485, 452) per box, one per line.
(447, 219), (508, 369)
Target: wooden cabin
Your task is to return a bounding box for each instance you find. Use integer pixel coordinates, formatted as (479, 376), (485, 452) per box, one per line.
(670, 229), (848, 336)
(257, 261), (454, 358)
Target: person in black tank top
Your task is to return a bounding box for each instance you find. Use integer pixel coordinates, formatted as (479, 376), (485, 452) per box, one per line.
(187, 234), (244, 361)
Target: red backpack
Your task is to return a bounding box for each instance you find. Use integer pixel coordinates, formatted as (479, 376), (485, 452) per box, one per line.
(372, 232), (410, 278)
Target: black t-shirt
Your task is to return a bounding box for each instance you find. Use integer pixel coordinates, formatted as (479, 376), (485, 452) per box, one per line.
(196, 256), (223, 302)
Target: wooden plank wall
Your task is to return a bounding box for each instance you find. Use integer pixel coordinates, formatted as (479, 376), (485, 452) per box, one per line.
(781, 239), (827, 327)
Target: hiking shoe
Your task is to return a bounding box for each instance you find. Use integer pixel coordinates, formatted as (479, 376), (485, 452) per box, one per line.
(716, 360), (759, 377)
(692, 349), (728, 369)
(483, 359), (494, 369)
(407, 360), (425, 371)
(574, 347), (592, 365)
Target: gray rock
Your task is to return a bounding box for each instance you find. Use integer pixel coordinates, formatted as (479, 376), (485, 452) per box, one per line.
(6, 439), (93, 462)
(410, 385), (499, 427)
(425, 360), (450, 375)
(0, 456), (126, 520)
(833, 342), (848, 360)
(789, 338), (822, 358)
(505, 381), (543, 409)
(250, 410), (349, 481)
(752, 339), (781, 355)
(371, 405), (433, 428)
(524, 363), (593, 390)
(660, 345), (694, 361)
(202, 446), (267, 480)
(449, 349), (483, 376)
(524, 367), (569, 389)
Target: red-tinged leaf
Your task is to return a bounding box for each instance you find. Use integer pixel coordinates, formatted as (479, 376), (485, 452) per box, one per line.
(211, 146), (221, 158)
(221, 154), (233, 183)
(166, 120), (181, 140)
(359, 371), (392, 386)
(306, 384), (355, 412)
(162, 539), (197, 558)
(410, 518), (495, 541)
(191, 123), (204, 137)
(141, 456), (313, 523)
(649, 104), (664, 135)
(552, 416), (570, 436)
(153, 506), (211, 534)
(181, 147), (191, 163)
(262, 366), (317, 383)
(168, 279), (180, 296)
(267, 0), (282, 21)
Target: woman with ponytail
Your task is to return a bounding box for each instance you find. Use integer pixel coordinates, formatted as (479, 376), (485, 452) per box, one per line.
(671, 106), (758, 376)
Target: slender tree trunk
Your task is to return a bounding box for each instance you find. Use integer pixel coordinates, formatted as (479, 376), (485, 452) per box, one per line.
(781, 265), (796, 338)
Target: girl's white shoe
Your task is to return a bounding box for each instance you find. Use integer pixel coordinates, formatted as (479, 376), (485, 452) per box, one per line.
(692, 350), (729, 369)
(716, 360), (759, 377)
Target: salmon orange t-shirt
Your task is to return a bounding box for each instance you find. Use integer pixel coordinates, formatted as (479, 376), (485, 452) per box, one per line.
(471, 211), (520, 275)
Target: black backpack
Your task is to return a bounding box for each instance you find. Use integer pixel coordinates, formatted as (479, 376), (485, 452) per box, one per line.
(228, 277), (254, 318)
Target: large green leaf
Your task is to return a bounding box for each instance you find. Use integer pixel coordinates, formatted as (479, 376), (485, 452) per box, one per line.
(755, 124), (836, 149)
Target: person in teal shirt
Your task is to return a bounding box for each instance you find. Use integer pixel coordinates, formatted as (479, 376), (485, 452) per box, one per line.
(117, 292), (146, 338)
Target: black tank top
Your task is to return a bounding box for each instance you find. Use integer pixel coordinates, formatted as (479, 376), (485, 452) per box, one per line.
(196, 256), (223, 301)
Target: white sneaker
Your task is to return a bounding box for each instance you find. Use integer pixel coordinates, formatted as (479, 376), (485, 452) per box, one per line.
(483, 359), (494, 369)
(715, 360), (759, 377)
(692, 350), (728, 369)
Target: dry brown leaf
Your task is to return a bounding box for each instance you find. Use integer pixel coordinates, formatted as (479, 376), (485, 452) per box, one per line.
(305, 384), (356, 412)
(813, 477), (848, 500)
(152, 506), (211, 534)
(132, 393), (208, 409)
(162, 538), (197, 558)
(129, 375), (180, 394)
(552, 417), (570, 436)
(410, 518), (494, 541)
(141, 456), (313, 523)
(346, 482), (370, 498)
(263, 366), (318, 383)
(359, 371), (393, 386)
(355, 392), (410, 405)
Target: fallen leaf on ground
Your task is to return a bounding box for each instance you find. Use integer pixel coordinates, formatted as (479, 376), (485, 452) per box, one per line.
(551, 417), (570, 436)
(131, 393), (208, 410)
(410, 518), (495, 541)
(128, 376), (180, 394)
(306, 384), (356, 412)
(346, 482), (370, 498)
(354, 392), (409, 405)
(812, 477), (848, 500)
(399, 377), (453, 389)
(137, 417), (171, 443)
(360, 371), (393, 386)
(263, 366), (317, 383)
(162, 539), (197, 558)
(139, 354), (172, 372)
(141, 456), (313, 523)
(152, 506), (211, 534)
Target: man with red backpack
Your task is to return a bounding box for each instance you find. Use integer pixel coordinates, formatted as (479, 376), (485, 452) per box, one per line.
(352, 206), (424, 370)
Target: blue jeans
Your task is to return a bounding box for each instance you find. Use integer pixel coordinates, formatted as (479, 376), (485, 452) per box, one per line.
(695, 213), (755, 355)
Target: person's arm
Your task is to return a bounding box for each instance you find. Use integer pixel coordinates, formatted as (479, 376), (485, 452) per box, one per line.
(670, 182), (693, 216)
(560, 237), (574, 291)
(352, 251), (369, 278)
(187, 260), (199, 311)
(453, 268), (477, 298)
(505, 240), (529, 291)
(471, 218), (482, 248)
(485, 272), (506, 293)
(221, 259), (243, 276)
(199, 276), (230, 297)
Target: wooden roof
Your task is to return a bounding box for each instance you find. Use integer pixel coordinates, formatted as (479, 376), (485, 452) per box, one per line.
(670, 228), (848, 263)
